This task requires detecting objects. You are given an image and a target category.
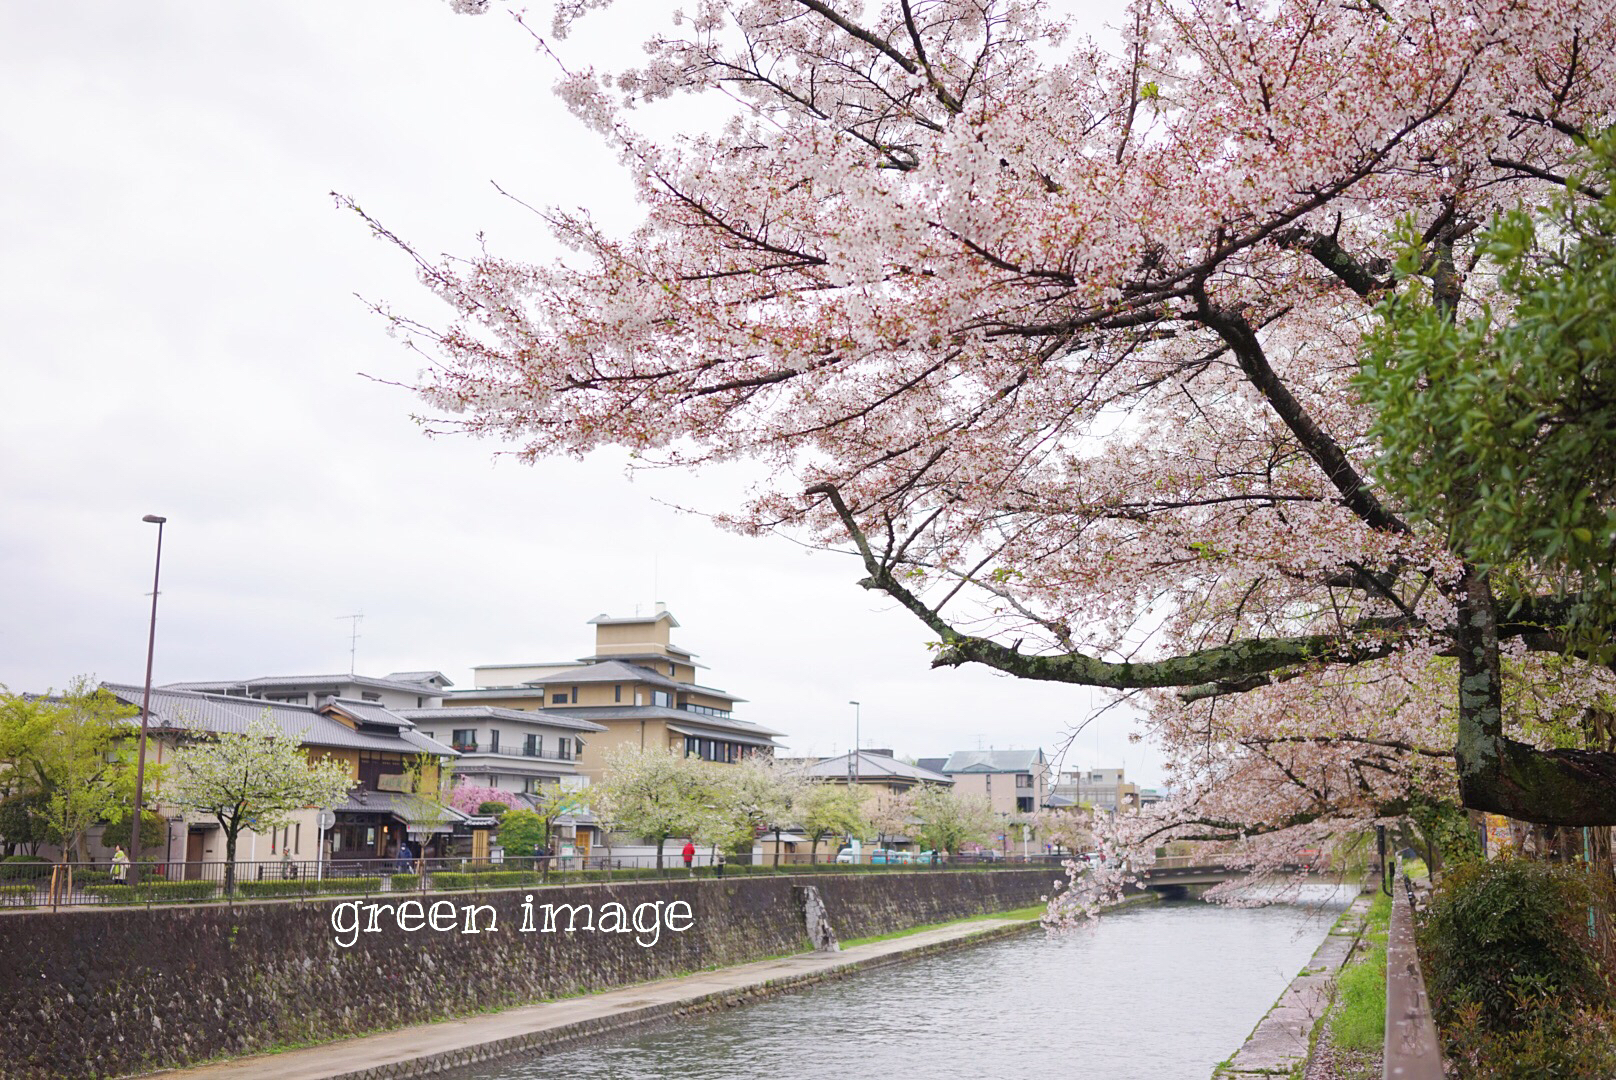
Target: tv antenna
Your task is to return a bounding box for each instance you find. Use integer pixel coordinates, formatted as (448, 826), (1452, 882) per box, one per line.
(337, 614), (363, 675)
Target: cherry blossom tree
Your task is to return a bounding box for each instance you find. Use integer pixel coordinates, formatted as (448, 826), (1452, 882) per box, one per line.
(352, 0), (1616, 859)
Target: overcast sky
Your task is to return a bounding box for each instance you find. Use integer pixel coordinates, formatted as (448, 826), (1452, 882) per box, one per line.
(0, 0), (1162, 785)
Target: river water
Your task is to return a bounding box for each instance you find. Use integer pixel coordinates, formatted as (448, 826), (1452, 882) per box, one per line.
(459, 891), (1351, 1080)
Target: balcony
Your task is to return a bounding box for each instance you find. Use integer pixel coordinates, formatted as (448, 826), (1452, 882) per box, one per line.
(455, 745), (575, 764)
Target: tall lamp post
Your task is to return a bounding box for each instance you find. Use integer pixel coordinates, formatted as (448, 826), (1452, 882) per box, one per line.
(848, 701), (860, 783)
(129, 514), (167, 882)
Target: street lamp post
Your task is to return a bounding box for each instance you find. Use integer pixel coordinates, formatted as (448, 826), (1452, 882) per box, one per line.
(129, 514), (167, 882)
(848, 701), (860, 783)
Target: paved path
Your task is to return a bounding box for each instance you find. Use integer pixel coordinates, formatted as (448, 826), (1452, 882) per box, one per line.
(142, 916), (1037, 1080)
(1220, 889), (1375, 1077)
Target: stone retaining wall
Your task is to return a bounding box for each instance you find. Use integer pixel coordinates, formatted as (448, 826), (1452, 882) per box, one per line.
(0, 869), (1049, 1080)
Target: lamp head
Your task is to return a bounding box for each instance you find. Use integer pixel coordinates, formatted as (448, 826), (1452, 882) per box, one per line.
(142, 514), (167, 524)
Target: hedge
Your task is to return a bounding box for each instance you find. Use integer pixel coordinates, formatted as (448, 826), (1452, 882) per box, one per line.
(314, 876), (382, 895)
(429, 871), (541, 890)
(237, 881), (313, 899)
(84, 881), (219, 903)
(0, 884), (34, 905)
(390, 874), (422, 891)
(0, 856), (51, 881)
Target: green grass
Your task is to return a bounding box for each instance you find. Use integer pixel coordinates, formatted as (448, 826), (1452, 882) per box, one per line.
(1330, 891), (1392, 1053)
(838, 905), (1044, 947)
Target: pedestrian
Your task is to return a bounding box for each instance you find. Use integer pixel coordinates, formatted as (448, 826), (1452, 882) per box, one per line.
(682, 840), (696, 873)
(111, 845), (129, 884)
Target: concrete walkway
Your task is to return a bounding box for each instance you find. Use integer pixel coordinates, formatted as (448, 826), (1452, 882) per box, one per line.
(142, 916), (1038, 1080)
(1220, 889), (1375, 1077)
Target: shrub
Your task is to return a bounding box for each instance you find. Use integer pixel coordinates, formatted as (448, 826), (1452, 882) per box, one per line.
(391, 873), (422, 891)
(137, 881), (218, 902)
(0, 884), (34, 905)
(478, 801), (512, 817)
(428, 872), (477, 890)
(314, 876), (381, 895)
(84, 884), (135, 903)
(0, 856), (51, 881)
(237, 881), (314, 898)
(1420, 857), (1612, 1032)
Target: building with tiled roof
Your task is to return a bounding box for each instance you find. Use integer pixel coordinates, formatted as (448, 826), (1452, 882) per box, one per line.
(99, 682), (487, 873)
(452, 605), (785, 791)
(938, 748), (1052, 817)
(802, 750), (954, 793)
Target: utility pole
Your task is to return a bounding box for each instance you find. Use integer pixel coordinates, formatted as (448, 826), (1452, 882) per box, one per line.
(848, 701), (861, 783)
(129, 514), (167, 882)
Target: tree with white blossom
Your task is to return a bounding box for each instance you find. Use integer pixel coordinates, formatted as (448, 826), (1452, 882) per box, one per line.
(351, 0), (1616, 885)
(166, 715), (353, 896)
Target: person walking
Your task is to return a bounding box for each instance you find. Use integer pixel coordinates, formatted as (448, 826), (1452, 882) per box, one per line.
(111, 845), (130, 884)
(681, 840), (696, 874)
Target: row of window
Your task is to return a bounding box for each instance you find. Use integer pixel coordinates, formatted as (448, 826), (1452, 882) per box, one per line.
(679, 703), (732, 718)
(683, 736), (749, 763)
(434, 730), (576, 760)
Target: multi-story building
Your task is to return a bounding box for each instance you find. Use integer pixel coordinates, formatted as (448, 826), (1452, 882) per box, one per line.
(937, 749), (1051, 817)
(396, 705), (605, 796)
(1053, 766), (1140, 814)
(98, 682), (488, 875)
(449, 605), (784, 781)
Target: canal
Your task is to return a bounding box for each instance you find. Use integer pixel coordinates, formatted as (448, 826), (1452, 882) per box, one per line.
(454, 889), (1353, 1080)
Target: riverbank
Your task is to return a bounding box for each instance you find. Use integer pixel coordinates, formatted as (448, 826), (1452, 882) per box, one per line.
(140, 914), (1042, 1080)
(1215, 888), (1374, 1078)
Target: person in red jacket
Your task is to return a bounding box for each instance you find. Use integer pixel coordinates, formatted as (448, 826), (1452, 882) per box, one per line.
(681, 840), (696, 872)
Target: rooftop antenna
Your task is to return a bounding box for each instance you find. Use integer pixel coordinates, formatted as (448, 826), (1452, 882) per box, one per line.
(337, 614), (363, 676)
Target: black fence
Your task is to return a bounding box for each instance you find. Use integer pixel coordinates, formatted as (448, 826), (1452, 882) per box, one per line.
(0, 851), (1070, 910)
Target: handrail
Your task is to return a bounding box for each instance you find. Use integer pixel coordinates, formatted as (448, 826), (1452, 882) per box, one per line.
(1384, 870), (1444, 1080)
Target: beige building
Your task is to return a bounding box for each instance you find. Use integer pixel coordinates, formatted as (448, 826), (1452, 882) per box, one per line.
(1053, 766), (1140, 814)
(800, 750), (953, 794)
(450, 606), (784, 782)
(936, 749), (1051, 818)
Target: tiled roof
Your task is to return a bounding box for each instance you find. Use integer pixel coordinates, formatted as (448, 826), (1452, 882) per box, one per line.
(331, 789), (469, 824)
(940, 749), (1046, 773)
(384, 671), (454, 688)
(100, 683), (456, 757)
(163, 672), (447, 697)
(805, 752), (953, 784)
(588, 611), (680, 627)
(665, 723), (778, 750)
(525, 660), (682, 690)
(544, 704), (783, 739)
(396, 706), (608, 733)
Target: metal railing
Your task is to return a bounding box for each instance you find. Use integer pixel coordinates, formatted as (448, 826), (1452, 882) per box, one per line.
(1384, 870), (1444, 1079)
(0, 851), (1064, 910)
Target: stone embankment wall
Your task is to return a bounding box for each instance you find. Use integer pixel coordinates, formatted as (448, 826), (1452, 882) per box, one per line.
(0, 869), (1049, 1080)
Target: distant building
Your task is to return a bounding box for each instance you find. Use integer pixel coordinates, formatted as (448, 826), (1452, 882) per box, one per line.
(163, 671), (452, 711)
(99, 682), (489, 873)
(938, 749), (1051, 817)
(450, 605), (785, 784)
(1053, 767), (1140, 814)
(802, 750), (953, 793)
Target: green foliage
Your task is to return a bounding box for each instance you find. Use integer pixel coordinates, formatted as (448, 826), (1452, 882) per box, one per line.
(85, 881), (219, 903)
(0, 680), (144, 859)
(429, 870), (540, 890)
(313, 876), (382, 894)
(910, 785), (996, 854)
(797, 782), (868, 853)
(1331, 892), (1391, 1053)
(477, 801), (512, 817)
(99, 809), (168, 854)
(1409, 796), (1483, 870)
(1420, 857), (1612, 1033)
(0, 855), (51, 881)
(237, 880), (313, 898)
(0, 792), (56, 854)
(1357, 130), (1616, 653)
(0, 884), (34, 905)
(494, 808), (550, 856)
(391, 873), (421, 891)
(1443, 1001), (1616, 1078)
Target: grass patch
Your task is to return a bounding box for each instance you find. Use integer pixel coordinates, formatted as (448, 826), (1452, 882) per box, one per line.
(839, 905), (1043, 947)
(1330, 891), (1392, 1054)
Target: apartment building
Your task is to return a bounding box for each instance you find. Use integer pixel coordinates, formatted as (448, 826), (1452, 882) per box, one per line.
(449, 605), (784, 780)
(937, 749), (1051, 816)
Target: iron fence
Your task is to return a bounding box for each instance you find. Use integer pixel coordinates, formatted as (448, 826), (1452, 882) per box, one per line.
(0, 851), (1069, 910)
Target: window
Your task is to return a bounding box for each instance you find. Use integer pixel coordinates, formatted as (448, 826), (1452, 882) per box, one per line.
(1016, 774), (1033, 789)
(452, 729), (477, 751)
(422, 731), (436, 740)
(571, 686), (580, 704)
(556, 738), (573, 761)
(652, 690), (672, 708)
(361, 691), (381, 703)
(1016, 797), (1034, 813)
(358, 750), (406, 789)
(525, 733), (542, 757)
(489, 729), (500, 753)
(416, 696), (424, 707)
(488, 774), (500, 786)
(551, 692), (569, 705)
(614, 684), (622, 703)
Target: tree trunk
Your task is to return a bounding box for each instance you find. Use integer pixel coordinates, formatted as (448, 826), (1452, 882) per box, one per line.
(224, 824), (239, 897)
(1455, 565), (1616, 824)
(655, 834), (664, 872)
